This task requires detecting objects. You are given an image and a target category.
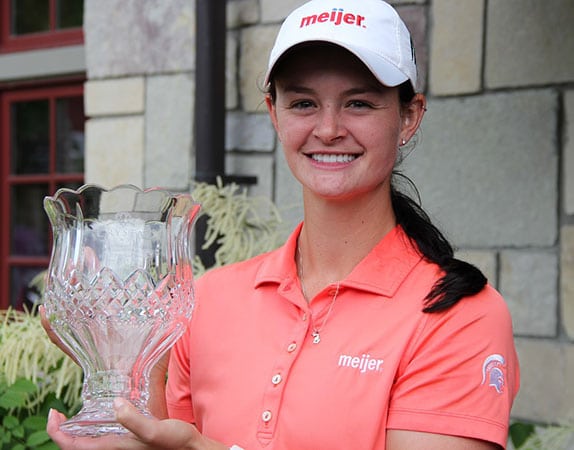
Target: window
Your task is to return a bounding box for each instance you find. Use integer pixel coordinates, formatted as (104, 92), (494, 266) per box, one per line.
(0, 0), (84, 53)
(0, 82), (85, 309)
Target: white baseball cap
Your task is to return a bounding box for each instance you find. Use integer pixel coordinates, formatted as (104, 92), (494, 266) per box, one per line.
(264, 0), (417, 90)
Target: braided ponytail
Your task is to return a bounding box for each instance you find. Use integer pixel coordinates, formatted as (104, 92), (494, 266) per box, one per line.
(395, 82), (487, 312)
(391, 175), (486, 313)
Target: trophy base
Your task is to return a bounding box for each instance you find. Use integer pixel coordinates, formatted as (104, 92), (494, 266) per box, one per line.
(60, 417), (129, 437)
(59, 399), (151, 437)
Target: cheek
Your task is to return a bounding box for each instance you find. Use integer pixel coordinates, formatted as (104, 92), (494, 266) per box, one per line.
(276, 117), (309, 148)
(356, 121), (400, 150)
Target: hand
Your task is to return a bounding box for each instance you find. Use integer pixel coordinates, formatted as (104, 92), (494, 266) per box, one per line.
(47, 398), (228, 450)
(39, 305), (78, 364)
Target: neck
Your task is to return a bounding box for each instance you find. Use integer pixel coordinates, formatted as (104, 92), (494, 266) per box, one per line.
(297, 189), (396, 299)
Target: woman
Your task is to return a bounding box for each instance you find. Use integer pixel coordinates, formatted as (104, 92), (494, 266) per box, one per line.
(45, 0), (519, 448)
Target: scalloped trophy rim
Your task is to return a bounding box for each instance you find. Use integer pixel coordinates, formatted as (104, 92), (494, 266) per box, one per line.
(43, 183), (199, 216)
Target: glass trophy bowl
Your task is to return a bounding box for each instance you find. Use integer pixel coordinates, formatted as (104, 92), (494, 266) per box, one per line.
(42, 184), (199, 436)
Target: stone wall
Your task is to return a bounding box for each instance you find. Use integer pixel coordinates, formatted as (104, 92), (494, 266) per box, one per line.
(83, 0), (574, 426)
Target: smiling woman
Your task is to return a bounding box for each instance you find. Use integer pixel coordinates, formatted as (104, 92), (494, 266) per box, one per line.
(266, 43), (419, 209)
(44, 1), (520, 449)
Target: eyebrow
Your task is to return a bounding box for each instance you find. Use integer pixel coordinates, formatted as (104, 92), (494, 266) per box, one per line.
(280, 84), (385, 96)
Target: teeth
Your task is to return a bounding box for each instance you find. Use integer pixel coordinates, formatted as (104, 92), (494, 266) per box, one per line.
(311, 154), (357, 163)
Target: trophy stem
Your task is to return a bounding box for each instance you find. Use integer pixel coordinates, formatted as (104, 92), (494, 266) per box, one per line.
(59, 369), (151, 436)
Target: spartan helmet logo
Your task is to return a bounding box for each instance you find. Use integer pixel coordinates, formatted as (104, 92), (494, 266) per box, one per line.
(481, 354), (506, 394)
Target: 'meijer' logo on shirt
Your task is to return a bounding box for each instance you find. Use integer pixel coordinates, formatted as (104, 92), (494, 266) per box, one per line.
(338, 353), (383, 374)
(300, 8), (367, 28)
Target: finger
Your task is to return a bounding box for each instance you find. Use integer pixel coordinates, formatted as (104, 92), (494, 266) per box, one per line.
(114, 398), (160, 443)
(46, 409), (84, 450)
(47, 408), (135, 450)
(39, 305), (78, 364)
(114, 398), (201, 448)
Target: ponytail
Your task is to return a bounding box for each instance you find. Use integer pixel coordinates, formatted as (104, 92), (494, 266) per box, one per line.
(391, 174), (487, 313)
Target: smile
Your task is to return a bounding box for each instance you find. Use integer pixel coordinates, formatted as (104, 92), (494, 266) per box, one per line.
(310, 154), (358, 163)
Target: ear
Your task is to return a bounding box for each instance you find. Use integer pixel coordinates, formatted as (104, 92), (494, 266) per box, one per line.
(265, 94), (281, 138)
(399, 93), (426, 144)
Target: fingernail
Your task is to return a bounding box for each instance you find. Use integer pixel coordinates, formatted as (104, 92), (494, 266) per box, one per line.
(48, 408), (55, 421)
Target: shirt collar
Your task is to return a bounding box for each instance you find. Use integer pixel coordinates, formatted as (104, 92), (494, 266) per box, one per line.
(254, 223), (423, 298)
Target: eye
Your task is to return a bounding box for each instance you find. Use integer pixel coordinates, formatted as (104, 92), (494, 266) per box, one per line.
(347, 99), (373, 109)
(290, 99), (315, 110)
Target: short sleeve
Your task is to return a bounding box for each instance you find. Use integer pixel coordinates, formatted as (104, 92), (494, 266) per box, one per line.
(166, 323), (195, 423)
(387, 285), (520, 448)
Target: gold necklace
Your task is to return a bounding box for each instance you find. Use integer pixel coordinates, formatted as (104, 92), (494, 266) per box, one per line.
(298, 242), (341, 344)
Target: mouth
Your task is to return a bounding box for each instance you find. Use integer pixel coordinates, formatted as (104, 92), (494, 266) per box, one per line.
(308, 153), (360, 163)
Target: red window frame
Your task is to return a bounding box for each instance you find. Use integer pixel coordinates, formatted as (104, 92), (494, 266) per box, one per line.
(0, 78), (85, 309)
(0, 0), (84, 53)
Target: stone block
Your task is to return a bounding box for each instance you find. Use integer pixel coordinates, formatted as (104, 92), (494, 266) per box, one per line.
(85, 116), (144, 187)
(486, 0), (574, 88)
(500, 250), (558, 337)
(430, 0), (484, 95)
(565, 90), (574, 215)
(512, 338), (574, 424)
(403, 89), (558, 248)
(225, 153), (274, 199)
(85, 0), (195, 78)
(562, 226), (574, 340)
(454, 249), (498, 289)
(85, 77), (145, 117)
(227, 0), (259, 28)
(144, 74), (194, 190)
(226, 112), (275, 152)
(261, 0), (307, 23)
(274, 142), (303, 232)
(240, 25), (279, 112)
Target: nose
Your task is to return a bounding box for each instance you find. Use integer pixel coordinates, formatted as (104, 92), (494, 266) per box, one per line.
(313, 106), (346, 143)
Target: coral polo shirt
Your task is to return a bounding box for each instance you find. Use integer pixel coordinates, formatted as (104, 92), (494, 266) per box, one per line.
(166, 224), (519, 449)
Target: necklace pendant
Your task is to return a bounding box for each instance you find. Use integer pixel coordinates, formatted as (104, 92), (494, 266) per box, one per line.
(312, 330), (321, 344)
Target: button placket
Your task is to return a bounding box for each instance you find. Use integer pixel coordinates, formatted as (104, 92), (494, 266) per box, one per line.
(257, 307), (308, 445)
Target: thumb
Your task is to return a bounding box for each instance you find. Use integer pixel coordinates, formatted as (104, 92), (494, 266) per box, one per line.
(114, 398), (209, 449)
(113, 398), (154, 437)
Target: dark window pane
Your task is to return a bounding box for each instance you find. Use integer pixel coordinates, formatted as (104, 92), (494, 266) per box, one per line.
(56, 96), (85, 173)
(57, 0), (83, 29)
(10, 266), (46, 309)
(12, 0), (50, 35)
(11, 100), (50, 174)
(11, 184), (50, 257)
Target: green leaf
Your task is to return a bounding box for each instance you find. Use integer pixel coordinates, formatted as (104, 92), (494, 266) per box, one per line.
(2, 415), (19, 430)
(1, 430), (11, 443)
(12, 444), (26, 450)
(22, 415), (47, 431)
(510, 421), (536, 448)
(10, 378), (38, 395)
(26, 430), (51, 447)
(34, 442), (59, 450)
(0, 378), (38, 409)
(11, 425), (25, 439)
(0, 390), (27, 409)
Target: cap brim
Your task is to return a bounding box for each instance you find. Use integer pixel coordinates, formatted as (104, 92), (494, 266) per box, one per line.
(264, 39), (410, 88)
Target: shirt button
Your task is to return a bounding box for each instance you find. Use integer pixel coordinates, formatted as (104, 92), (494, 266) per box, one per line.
(271, 374), (282, 385)
(262, 410), (272, 422)
(287, 342), (297, 352)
